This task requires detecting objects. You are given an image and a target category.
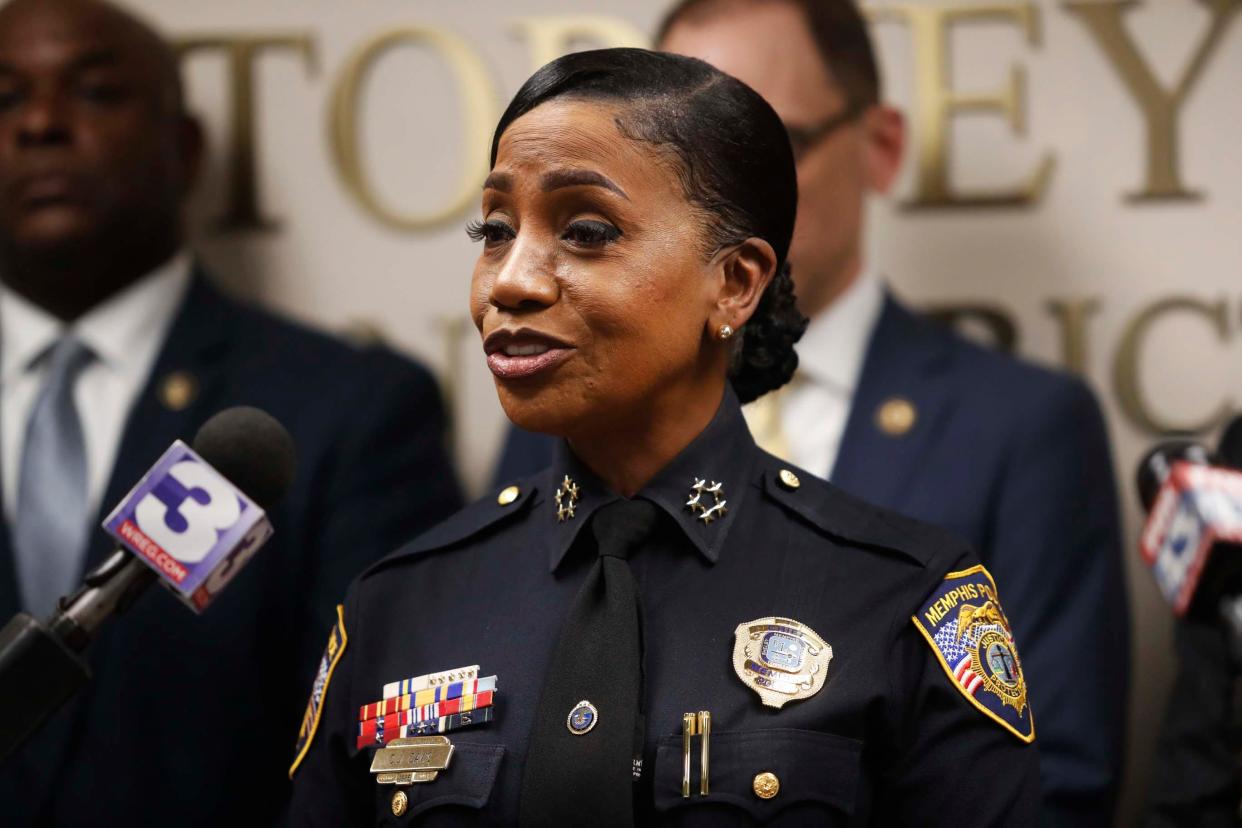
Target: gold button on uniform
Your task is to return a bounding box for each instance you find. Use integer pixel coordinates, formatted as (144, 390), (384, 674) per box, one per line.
(777, 469), (800, 490)
(391, 789), (408, 816)
(497, 485), (520, 506)
(753, 771), (780, 799)
(876, 397), (917, 436)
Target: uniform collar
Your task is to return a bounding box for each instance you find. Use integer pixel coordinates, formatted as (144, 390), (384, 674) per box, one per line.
(545, 387), (757, 572)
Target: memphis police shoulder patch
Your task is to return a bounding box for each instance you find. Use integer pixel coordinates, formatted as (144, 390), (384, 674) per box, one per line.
(289, 604), (349, 778)
(912, 565), (1034, 743)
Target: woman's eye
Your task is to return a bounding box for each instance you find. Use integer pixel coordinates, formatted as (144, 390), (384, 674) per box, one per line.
(562, 220), (622, 247)
(465, 219), (515, 245)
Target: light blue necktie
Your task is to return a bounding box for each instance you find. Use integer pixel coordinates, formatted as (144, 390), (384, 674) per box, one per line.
(14, 335), (94, 617)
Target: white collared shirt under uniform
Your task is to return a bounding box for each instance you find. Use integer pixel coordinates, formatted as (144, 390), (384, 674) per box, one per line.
(0, 253), (192, 523)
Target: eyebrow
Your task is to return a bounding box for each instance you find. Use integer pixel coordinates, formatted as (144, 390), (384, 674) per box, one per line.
(70, 50), (123, 73)
(0, 48), (122, 78)
(481, 168), (629, 200)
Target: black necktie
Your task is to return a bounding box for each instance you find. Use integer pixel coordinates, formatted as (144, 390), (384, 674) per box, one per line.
(519, 498), (659, 827)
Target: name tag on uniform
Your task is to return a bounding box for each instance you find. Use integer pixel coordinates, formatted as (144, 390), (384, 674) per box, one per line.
(370, 736), (455, 785)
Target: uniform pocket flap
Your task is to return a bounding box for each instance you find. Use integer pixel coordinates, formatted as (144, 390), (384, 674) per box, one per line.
(380, 742), (505, 823)
(653, 728), (862, 820)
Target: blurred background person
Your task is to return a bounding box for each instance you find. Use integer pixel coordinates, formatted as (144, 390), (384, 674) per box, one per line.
(0, 0), (460, 824)
(492, 0), (1131, 822)
(1145, 619), (1242, 826)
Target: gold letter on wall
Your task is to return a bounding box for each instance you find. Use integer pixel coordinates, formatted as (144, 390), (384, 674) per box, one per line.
(330, 27), (496, 232)
(176, 35), (318, 232)
(1063, 0), (1241, 202)
(1113, 297), (1232, 435)
(1047, 297), (1102, 375)
(510, 15), (649, 71)
(869, 2), (1055, 208)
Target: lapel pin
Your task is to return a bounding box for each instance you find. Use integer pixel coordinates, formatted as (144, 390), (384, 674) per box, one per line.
(566, 700), (598, 735)
(876, 397), (917, 437)
(158, 371), (198, 412)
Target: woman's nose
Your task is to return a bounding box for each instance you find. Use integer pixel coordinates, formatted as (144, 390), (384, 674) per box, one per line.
(489, 239), (559, 312)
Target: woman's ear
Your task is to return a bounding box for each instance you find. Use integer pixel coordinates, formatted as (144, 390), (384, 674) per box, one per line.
(713, 237), (778, 334)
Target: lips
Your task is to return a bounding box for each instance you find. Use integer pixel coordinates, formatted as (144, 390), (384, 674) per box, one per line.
(483, 328), (575, 380)
(10, 171), (83, 209)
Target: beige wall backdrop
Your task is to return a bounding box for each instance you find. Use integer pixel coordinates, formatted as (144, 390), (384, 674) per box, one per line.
(123, 0), (1241, 822)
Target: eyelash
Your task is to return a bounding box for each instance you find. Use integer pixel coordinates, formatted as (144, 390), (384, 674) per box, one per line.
(465, 219), (512, 244)
(465, 219), (623, 247)
(563, 220), (622, 246)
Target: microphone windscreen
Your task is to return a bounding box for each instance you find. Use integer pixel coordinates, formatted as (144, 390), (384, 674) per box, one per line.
(191, 407), (296, 511)
(1219, 417), (1242, 471)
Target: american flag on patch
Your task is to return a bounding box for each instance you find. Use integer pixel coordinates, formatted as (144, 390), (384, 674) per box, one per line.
(934, 620), (983, 696)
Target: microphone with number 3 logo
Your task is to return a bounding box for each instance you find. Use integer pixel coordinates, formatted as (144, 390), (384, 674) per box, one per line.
(0, 406), (295, 760)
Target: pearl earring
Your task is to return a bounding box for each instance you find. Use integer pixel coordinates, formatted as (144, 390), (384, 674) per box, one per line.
(717, 324), (734, 341)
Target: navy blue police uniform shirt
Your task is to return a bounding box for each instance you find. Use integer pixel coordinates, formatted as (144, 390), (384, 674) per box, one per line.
(494, 293), (1128, 826)
(289, 389), (1040, 826)
(0, 272), (463, 827)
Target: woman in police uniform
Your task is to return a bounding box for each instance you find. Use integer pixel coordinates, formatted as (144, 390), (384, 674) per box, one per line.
(288, 48), (1039, 826)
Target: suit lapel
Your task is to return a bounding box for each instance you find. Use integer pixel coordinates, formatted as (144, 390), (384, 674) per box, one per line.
(830, 293), (958, 511)
(82, 270), (234, 573)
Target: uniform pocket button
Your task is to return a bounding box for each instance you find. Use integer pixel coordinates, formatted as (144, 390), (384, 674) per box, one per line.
(753, 771), (780, 800)
(392, 789), (409, 816)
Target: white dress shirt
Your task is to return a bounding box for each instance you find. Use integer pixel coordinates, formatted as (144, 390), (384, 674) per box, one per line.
(0, 253), (192, 522)
(746, 269), (885, 478)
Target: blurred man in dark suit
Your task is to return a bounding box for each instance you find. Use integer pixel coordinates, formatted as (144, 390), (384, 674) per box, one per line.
(494, 1), (1129, 822)
(0, 0), (461, 824)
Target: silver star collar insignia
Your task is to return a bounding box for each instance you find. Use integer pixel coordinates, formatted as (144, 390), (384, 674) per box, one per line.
(686, 478), (727, 524)
(555, 475), (580, 522)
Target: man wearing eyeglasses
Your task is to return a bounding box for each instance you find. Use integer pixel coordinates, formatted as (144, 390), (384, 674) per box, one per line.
(493, 0), (1129, 824)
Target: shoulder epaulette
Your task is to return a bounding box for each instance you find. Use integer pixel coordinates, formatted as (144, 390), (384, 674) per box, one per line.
(756, 456), (961, 569)
(361, 473), (544, 578)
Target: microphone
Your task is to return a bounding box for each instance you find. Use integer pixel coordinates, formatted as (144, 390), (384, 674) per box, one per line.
(0, 407), (295, 760)
(1136, 435), (1242, 619)
(1218, 416), (1242, 470)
